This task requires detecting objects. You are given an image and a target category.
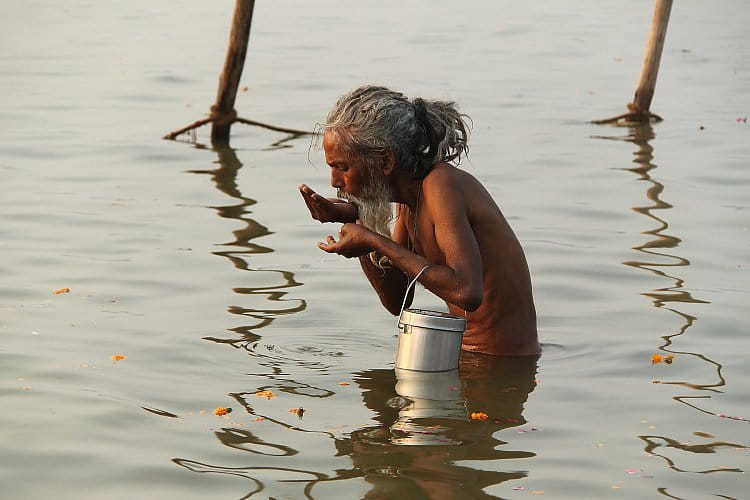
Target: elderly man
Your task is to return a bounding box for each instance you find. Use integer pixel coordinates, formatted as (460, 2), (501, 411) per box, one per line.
(299, 86), (539, 356)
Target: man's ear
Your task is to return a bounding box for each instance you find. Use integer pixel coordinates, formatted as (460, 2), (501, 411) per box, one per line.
(381, 150), (396, 176)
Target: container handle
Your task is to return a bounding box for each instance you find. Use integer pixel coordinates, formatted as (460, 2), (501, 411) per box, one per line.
(397, 264), (431, 325)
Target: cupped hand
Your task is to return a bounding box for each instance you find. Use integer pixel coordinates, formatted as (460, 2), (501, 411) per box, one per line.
(317, 221), (376, 258)
(298, 184), (358, 223)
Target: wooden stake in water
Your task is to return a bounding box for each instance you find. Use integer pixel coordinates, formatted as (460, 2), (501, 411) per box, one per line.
(210, 0), (255, 144)
(594, 0), (673, 124)
(629, 0), (673, 117)
(163, 0), (311, 144)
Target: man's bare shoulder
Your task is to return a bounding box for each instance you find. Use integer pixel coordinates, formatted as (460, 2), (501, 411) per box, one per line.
(422, 164), (497, 211)
(422, 163), (474, 197)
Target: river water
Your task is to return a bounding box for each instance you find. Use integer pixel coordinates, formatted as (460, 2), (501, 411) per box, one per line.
(1, 1), (748, 498)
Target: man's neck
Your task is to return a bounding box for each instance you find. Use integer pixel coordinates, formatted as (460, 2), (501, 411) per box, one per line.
(390, 175), (425, 210)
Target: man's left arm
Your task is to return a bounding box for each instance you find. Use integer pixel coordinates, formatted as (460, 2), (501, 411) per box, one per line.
(415, 174), (484, 311)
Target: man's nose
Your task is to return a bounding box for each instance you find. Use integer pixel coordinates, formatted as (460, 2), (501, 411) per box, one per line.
(330, 169), (344, 189)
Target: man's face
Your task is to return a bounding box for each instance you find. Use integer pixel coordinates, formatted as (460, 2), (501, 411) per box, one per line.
(323, 130), (393, 237)
(323, 130), (371, 198)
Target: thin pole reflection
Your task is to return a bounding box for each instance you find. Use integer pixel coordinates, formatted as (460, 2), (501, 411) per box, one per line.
(593, 125), (722, 393)
(188, 144), (306, 349)
(173, 141), (343, 498)
(593, 123), (740, 476)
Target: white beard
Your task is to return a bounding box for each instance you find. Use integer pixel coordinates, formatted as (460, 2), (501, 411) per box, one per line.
(338, 182), (393, 239)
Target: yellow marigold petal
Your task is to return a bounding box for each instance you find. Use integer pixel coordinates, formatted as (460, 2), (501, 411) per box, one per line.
(111, 354), (126, 362)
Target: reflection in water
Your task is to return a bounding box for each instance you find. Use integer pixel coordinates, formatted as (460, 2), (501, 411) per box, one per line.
(637, 434), (748, 474)
(594, 124), (743, 476)
(173, 456), (327, 500)
(174, 141), (345, 498)
(323, 353), (539, 498)
(172, 354), (538, 498)
(188, 144), (306, 350)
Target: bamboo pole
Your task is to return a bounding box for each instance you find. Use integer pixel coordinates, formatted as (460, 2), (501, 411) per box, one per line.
(628, 0), (673, 116)
(210, 0), (255, 144)
(593, 0), (673, 124)
(163, 0), (312, 144)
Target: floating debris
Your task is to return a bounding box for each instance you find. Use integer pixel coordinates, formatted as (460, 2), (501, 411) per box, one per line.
(111, 354), (126, 362)
(255, 390), (276, 399)
(53, 287), (70, 294)
(651, 354), (675, 364)
(470, 412), (489, 420)
(213, 407), (231, 416)
(288, 407), (305, 417)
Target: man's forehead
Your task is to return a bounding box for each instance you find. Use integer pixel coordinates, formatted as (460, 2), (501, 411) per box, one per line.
(323, 130), (349, 162)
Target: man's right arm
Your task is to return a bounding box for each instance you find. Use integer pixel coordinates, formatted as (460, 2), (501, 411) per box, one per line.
(358, 253), (412, 316)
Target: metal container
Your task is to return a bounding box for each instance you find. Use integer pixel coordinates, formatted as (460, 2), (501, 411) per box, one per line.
(396, 308), (466, 372)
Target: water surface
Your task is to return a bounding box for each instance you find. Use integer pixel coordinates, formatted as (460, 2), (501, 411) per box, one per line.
(1, 1), (748, 498)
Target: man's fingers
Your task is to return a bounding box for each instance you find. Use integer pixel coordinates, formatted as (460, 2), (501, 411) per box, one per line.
(299, 187), (327, 221)
(317, 239), (337, 252)
(300, 187), (315, 209)
(299, 184), (315, 195)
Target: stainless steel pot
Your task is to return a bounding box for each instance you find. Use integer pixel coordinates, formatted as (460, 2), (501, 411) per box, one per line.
(396, 308), (466, 372)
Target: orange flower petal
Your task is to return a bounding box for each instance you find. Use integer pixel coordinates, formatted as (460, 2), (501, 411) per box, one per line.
(470, 412), (489, 420)
(53, 287), (70, 294)
(213, 407), (230, 416)
(111, 354), (126, 362)
(651, 354), (663, 364)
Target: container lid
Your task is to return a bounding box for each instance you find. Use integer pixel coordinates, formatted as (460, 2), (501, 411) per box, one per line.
(398, 308), (466, 332)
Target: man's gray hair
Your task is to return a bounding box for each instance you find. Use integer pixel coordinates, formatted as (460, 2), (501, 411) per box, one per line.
(324, 85), (470, 178)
